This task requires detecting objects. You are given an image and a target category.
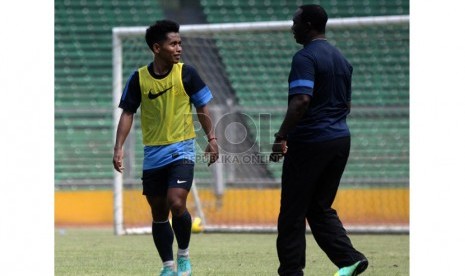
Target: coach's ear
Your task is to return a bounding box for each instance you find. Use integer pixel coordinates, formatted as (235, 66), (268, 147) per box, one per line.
(306, 22), (312, 31)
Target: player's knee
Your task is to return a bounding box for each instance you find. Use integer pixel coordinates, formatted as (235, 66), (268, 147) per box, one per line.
(169, 198), (186, 216)
(151, 207), (170, 221)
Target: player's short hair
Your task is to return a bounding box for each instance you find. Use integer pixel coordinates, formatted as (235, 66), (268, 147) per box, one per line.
(299, 4), (328, 34)
(145, 19), (180, 51)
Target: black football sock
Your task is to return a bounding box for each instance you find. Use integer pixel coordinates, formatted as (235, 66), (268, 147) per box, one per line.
(152, 220), (174, 262)
(171, 210), (192, 250)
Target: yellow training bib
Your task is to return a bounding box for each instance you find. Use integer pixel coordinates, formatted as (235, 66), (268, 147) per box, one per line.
(138, 63), (196, 145)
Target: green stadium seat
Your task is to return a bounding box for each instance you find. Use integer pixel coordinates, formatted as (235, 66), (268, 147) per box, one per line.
(55, 0), (164, 185)
(56, 0), (409, 187)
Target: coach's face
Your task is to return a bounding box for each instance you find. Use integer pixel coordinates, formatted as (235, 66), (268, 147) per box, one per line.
(292, 8), (309, 45)
(155, 32), (182, 64)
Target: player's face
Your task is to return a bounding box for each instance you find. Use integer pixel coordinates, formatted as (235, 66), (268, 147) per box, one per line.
(291, 8), (307, 45)
(157, 32), (182, 64)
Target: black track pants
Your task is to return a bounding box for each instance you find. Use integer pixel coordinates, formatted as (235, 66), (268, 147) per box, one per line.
(276, 136), (366, 275)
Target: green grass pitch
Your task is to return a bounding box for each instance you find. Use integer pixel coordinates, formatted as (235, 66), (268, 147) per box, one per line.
(55, 228), (408, 275)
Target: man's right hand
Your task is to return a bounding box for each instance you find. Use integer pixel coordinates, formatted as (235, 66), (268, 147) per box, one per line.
(269, 140), (287, 162)
(113, 147), (124, 173)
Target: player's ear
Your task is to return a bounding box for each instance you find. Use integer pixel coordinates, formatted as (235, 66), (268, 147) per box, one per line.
(153, 43), (161, 54)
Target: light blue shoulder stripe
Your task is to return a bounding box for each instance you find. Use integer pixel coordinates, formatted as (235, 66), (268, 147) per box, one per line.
(190, 86), (213, 108)
(289, 79), (314, 89)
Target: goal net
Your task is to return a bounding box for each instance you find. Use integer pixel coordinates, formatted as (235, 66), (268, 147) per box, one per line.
(112, 15), (409, 235)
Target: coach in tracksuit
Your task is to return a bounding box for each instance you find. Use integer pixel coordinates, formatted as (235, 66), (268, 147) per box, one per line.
(270, 5), (368, 276)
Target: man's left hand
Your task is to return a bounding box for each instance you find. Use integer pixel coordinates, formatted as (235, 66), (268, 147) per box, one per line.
(205, 138), (219, 166)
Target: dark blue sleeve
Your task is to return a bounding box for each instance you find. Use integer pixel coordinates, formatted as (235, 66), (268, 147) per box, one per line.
(118, 70), (141, 113)
(347, 63), (353, 102)
(182, 64), (213, 108)
(288, 52), (315, 97)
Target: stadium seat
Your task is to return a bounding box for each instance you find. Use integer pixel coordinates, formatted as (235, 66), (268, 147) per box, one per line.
(55, 0), (165, 185)
(56, 0), (409, 188)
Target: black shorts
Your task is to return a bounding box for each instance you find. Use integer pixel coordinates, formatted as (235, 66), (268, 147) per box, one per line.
(141, 159), (194, 196)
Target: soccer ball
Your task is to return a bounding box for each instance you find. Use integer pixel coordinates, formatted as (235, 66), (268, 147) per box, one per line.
(191, 217), (204, 233)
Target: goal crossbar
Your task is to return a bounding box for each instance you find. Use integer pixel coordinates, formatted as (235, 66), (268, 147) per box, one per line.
(113, 15), (409, 37)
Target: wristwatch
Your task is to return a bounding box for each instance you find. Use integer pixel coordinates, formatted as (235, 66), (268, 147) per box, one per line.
(274, 132), (286, 142)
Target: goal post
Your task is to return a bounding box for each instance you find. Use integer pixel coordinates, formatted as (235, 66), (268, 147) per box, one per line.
(113, 15), (410, 235)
